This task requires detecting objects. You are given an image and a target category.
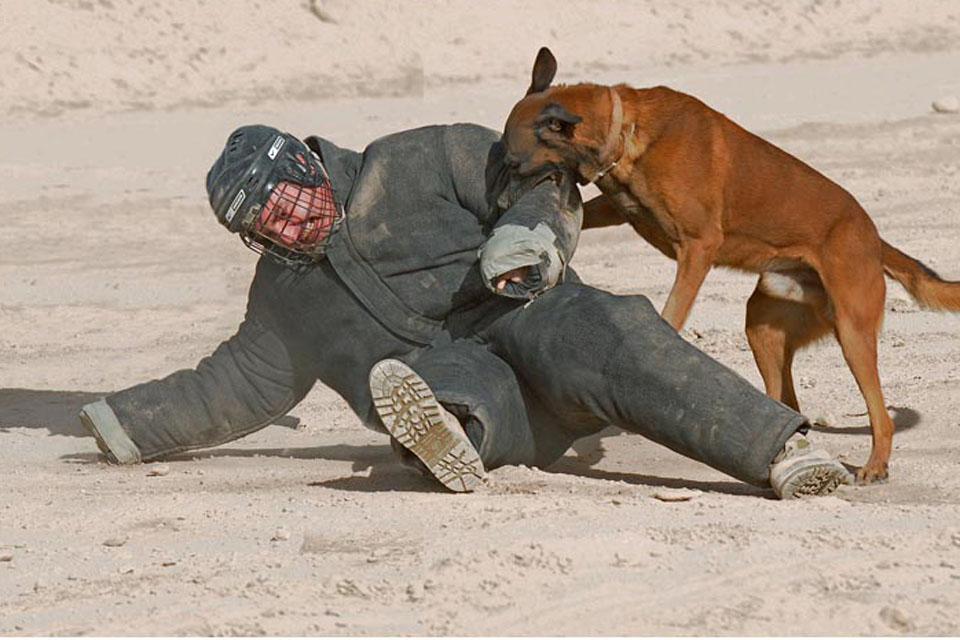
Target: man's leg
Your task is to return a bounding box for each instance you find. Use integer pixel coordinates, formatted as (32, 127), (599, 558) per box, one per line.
(368, 340), (575, 491)
(481, 283), (850, 497)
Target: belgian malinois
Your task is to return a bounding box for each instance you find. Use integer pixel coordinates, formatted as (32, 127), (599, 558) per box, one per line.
(502, 47), (960, 483)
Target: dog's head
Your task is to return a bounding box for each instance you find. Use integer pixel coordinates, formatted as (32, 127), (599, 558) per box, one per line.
(502, 47), (620, 185)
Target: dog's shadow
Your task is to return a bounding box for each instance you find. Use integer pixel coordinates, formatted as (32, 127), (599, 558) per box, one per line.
(809, 405), (921, 435)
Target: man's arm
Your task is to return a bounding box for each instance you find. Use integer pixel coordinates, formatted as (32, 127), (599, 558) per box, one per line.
(80, 298), (315, 463)
(489, 193), (621, 290)
(479, 172), (583, 298)
(441, 124), (584, 300)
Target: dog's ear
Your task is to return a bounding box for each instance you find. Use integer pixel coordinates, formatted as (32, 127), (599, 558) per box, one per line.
(535, 102), (581, 139)
(526, 47), (557, 95)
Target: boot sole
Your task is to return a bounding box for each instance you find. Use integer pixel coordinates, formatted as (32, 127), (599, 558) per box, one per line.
(369, 359), (484, 492)
(775, 458), (850, 499)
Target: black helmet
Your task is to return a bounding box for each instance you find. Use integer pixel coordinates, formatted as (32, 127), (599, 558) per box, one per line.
(205, 125), (343, 265)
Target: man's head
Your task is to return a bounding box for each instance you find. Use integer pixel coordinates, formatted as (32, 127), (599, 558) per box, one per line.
(206, 125), (344, 266)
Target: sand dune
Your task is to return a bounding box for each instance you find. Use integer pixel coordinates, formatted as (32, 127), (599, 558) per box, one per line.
(3, 0), (960, 120)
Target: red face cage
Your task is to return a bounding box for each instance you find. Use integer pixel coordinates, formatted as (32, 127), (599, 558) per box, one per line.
(242, 173), (344, 267)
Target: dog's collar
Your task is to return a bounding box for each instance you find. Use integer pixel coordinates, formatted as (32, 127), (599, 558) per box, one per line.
(585, 87), (627, 185)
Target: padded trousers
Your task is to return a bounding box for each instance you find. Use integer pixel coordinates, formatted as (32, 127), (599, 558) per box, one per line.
(105, 259), (805, 487)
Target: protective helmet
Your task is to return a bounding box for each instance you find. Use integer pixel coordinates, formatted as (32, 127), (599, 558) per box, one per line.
(206, 125), (344, 266)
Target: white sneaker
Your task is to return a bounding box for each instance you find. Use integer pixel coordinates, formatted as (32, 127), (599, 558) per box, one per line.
(769, 432), (852, 499)
(369, 359), (484, 492)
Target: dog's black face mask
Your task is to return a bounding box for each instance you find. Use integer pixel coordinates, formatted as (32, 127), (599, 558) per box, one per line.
(486, 138), (567, 218)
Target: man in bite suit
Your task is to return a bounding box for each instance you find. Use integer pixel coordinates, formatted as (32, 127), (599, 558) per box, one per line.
(80, 123), (850, 498)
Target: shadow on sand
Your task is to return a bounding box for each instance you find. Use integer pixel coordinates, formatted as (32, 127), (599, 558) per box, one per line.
(808, 405), (920, 435)
(0, 388), (301, 438)
(4, 388), (923, 497)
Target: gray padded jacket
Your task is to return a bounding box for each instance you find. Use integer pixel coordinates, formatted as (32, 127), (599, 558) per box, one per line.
(82, 123), (584, 463)
(310, 123), (583, 344)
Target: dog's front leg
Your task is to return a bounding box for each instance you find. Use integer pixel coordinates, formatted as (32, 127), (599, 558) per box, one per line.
(582, 194), (627, 230)
(661, 237), (721, 331)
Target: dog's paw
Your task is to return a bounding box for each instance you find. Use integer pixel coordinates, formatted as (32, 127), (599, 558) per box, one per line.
(855, 462), (889, 485)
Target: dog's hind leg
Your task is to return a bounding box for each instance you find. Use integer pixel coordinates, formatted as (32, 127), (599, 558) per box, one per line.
(819, 248), (893, 483)
(830, 294), (893, 483)
(745, 275), (833, 411)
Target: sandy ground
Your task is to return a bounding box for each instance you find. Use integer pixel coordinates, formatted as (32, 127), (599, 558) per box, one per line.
(3, 1), (960, 636)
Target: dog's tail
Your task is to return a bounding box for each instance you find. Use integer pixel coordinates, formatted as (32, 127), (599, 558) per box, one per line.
(882, 240), (960, 311)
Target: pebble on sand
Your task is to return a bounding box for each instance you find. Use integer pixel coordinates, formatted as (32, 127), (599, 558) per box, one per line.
(102, 536), (128, 547)
(146, 464), (171, 477)
(272, 528), (291, 541)
(879, 605), (912, 632)
(932, 95), (959, 114)
(0, 554), (13, 562)
(652, 489), (701, 502)
(813, 412), (838, 427)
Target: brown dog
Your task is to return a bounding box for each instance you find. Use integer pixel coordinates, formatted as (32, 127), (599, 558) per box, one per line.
(502, 47), (960, 483)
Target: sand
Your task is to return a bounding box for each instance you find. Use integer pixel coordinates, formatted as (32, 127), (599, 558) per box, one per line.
(2, 0), (960, 635)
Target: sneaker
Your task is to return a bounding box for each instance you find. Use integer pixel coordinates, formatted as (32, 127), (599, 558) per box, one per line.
(769, 432), (851, 499)
(369, 359), (484, 492)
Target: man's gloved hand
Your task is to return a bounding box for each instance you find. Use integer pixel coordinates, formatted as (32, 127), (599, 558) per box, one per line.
(495, 266), (531, 293)
(479, 223), (561, 299)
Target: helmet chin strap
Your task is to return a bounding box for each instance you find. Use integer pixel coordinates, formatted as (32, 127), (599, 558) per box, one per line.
(583, 86), (627, 185)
